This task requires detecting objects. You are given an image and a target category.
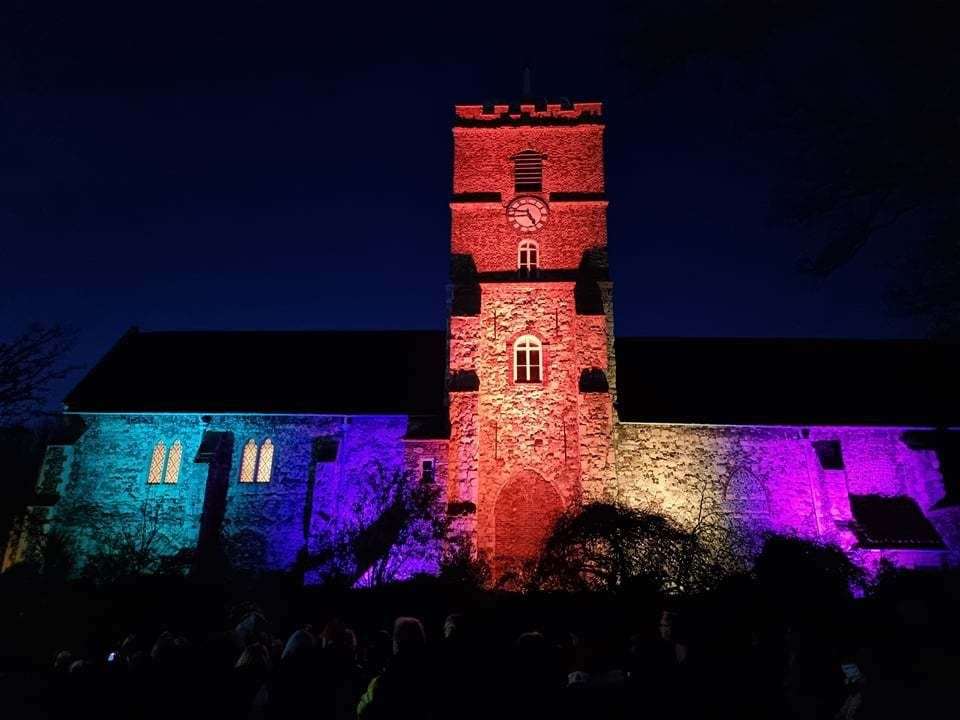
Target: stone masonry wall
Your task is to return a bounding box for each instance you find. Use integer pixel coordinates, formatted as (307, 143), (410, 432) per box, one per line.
(37, 413), (447, 582)
(451, 202), (607, 274)
(575, 313), (616, 501)
(51, 414), (209, 567)
(447, 311), (481, 543)
(473, 282), (582, 560)
(453, 124), (604, 198)
(615, 422), (960, 570)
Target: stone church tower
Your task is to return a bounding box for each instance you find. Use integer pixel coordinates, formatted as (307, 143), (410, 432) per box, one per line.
(446, 101), (617, 577)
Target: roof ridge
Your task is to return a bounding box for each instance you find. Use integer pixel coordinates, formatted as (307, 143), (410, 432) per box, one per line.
(130, 328), (446, 336)
(615, 335), (954, 344)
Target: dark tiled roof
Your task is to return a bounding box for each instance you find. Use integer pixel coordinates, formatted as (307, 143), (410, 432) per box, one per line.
(849, 495), (946, 549)
(65, 329), (447, 415)
(67, 331), (960, 426)
(615, 337), (960, 426)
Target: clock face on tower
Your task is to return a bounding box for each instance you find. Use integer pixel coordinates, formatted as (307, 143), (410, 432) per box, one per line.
(506, 196), (548, 232)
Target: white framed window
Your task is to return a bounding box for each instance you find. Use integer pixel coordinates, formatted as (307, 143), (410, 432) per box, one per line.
(513, 335), (543, 383)
(240, 438), (274, 483)
(518, 240), (539, 275)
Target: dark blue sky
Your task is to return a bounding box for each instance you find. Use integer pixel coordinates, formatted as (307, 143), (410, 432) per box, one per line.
(1, 2), (916, 392)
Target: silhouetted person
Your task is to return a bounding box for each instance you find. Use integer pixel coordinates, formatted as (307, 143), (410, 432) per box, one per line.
(626, 608), (700, 719)
(782, 628), (847, 720)
(434, 613), (486, 720)
(358, 617), (433, 720)
(315, 620), (364, 720)
(266, 628), (318, 719)
(230, 642), (272, 719)
(503, 631), (564, 720)
(564, 631), (628, 720)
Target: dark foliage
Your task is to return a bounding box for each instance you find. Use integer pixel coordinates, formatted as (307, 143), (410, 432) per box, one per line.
(437, 531), (491, 590)
(753, 534), (864, 623)
(79, 501), (165, 584)
(528, 502), (742, 594)
(298, 467), (446, 588)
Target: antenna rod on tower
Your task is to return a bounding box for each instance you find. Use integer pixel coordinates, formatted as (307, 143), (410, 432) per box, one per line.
(522, 66), (532, 98)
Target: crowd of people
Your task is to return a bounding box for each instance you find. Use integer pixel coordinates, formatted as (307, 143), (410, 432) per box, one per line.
(31, 599), (872, 720)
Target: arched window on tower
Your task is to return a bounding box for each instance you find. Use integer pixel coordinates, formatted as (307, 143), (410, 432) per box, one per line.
(513, 335), (543, 383)
(512, 149), (544, 192)
(518, 239), (539, 277)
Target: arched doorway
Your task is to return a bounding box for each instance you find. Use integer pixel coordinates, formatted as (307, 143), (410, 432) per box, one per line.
(494, 470), (563, 581)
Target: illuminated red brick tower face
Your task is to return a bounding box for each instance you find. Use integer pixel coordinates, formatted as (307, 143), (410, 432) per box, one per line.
(447, 101), (616, 581)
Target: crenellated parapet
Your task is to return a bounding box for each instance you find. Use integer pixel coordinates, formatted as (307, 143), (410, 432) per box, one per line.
(455, 101), (603, 126)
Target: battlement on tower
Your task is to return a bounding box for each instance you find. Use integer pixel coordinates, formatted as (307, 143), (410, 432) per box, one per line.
(454, 101), (603, 126)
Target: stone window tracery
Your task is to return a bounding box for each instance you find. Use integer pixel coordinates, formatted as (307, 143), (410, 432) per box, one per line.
(723, 467), (770, 516)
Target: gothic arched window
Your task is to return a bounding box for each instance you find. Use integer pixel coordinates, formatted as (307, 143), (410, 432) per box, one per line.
(240, 438), (275, 484)
(512, 149), (544, 192)
(514, 335), (543, 383)
(723, 467), (770, 517)
(147, 441), (166, 484)
(518, 239), (539, 276)
(239, 439), (258, 483)
(256, 439), (274, 483)
(164, 440), (182, 484)
(147, 440), (183, 485)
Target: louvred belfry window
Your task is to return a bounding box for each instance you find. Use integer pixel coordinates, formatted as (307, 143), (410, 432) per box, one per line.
(512, 150), (544, 192)
(514, 335), (543, 383)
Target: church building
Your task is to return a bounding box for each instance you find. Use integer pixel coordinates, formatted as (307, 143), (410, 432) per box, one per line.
(5, 100), (960, 583)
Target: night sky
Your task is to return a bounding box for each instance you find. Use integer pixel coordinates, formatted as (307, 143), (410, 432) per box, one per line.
(1, 2), (918, 395)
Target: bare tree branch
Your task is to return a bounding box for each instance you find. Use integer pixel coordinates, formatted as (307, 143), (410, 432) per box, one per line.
(0, 324), (78, 425)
